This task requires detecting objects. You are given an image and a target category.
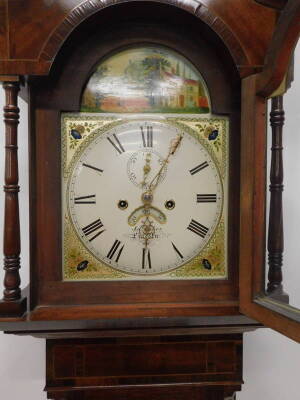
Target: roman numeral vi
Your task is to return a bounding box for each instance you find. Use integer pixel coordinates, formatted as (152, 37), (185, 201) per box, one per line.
(142, 248), (152, 269)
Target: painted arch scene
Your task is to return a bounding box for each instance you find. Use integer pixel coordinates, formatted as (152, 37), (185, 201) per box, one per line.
(81, 46), (211, 114)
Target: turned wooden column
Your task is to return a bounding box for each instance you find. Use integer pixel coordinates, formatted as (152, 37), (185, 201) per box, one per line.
(267, 96), (288, 301)
(0, 79), (26, 317)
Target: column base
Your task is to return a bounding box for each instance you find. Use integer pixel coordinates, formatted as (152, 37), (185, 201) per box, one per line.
(0, 296), (27, 318)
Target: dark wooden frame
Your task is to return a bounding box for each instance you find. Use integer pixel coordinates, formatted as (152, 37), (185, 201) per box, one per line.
(0, 0), (279, 77)
(0, 0), (298, 342)
(2, 2), (299, 398)
(1, 3), (300, 400)
(28, 8), (241, 320)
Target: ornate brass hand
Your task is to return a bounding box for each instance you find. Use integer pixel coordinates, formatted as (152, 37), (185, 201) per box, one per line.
(141, 152), (152, 188)
(147, 133), (183, 193)
(128, 133), (183, 250)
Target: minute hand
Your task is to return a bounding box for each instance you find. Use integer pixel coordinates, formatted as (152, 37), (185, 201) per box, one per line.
(148, 134), (183, 193)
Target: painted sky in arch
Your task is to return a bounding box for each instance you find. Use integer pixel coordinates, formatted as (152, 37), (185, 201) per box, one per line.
(81, 46), (211, 114)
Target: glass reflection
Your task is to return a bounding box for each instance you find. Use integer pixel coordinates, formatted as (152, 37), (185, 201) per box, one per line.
(280, 41), (300, 308)
(265, 41), (300, 310)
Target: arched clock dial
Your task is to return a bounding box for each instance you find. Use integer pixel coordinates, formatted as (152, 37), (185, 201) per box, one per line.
(67, 120), (223, 275)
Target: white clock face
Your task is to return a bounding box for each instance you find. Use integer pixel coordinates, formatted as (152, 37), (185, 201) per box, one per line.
(67, 120), (223, 275)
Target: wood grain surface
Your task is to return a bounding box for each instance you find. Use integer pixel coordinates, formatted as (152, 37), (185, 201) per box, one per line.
(0, 0), (277, 75)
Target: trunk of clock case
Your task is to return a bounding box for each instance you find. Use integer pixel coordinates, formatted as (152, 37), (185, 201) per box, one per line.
(45, 334), (243, 400)
(28, 3), (242, 320)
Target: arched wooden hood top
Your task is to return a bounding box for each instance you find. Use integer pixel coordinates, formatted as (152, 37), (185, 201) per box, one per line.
(0, 0), (278, 76)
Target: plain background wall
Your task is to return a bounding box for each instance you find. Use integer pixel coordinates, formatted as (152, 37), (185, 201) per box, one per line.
(0, 43), (299, 399)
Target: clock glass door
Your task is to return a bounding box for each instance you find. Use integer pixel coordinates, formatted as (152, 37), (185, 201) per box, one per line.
(239, 39), (300, 342)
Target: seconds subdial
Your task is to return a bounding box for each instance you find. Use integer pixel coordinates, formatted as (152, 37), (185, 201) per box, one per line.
(127, 149), (167, 190)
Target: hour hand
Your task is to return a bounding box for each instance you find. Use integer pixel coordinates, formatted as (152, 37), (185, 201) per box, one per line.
(141, 152), (152, 188)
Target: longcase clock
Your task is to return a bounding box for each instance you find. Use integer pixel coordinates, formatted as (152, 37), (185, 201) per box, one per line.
(0, 1), (299, 399)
